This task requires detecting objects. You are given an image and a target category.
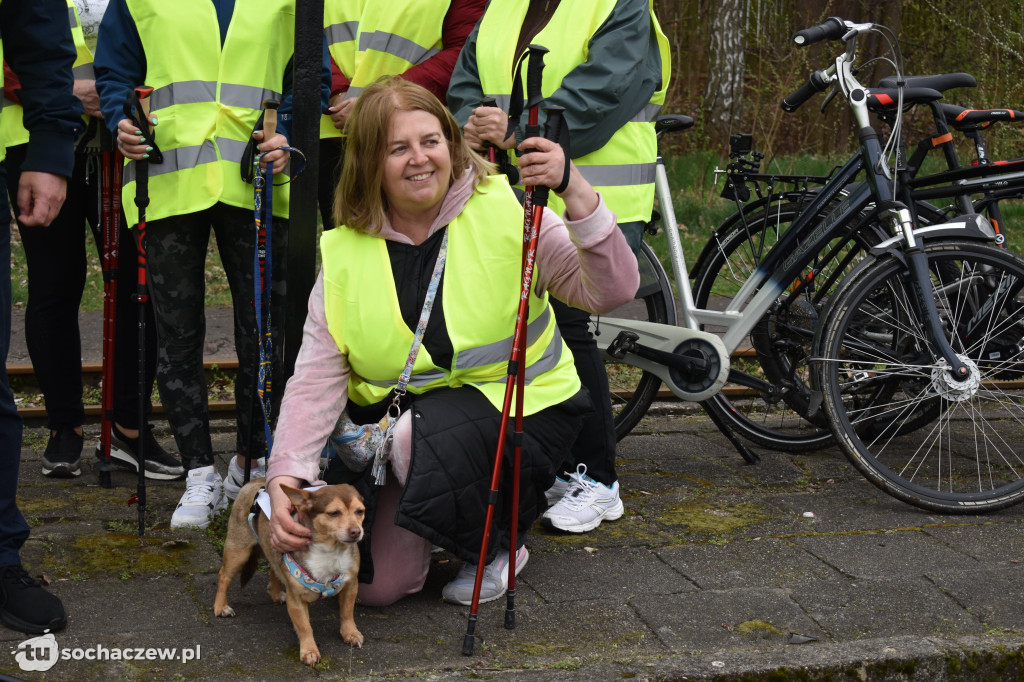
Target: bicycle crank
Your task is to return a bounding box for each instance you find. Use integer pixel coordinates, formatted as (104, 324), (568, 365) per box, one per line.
(595, 317), (730, 402)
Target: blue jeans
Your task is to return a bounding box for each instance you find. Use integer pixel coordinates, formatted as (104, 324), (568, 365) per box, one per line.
(0, 164), (28, 566)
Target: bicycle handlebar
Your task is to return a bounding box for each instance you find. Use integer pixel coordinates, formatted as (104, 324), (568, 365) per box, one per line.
(792, 17), (846, 46)
(780, 70), (831, 112)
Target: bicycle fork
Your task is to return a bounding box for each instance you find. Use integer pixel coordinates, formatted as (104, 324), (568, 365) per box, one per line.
(886, 206), (971, 381)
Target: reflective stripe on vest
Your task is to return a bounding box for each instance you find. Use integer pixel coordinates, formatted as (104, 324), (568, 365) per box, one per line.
(321, 0), (364, 139)
(476, 0), (667, 223)
(346, 2), (445, 93)
(321, 175), (579, 415)
(0, 0), (94, 151)
(122, 0), (294, 226)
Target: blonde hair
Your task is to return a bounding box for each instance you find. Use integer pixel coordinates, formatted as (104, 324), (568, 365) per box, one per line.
(334, 77), (494, 234)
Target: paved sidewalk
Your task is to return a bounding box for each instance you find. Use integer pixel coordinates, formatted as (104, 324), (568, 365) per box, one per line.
(2, 309), (1022, 680)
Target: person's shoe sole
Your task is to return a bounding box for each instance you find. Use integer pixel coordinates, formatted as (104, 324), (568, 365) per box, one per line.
(41, 460), (81, 478)
(541, 497), (624, 533)
(95, 443), (184, 481)
(0, 608), (66, 635)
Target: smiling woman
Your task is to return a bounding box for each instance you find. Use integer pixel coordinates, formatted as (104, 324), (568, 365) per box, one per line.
(265, 76), (640, 609)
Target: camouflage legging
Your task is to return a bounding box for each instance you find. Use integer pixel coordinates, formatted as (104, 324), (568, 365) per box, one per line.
(143, 203), (287, 470)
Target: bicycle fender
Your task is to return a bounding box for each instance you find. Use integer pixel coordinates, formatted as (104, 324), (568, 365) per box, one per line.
(871, 213), (996, 251)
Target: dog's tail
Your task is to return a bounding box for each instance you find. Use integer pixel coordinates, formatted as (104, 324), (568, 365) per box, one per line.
(239, 546), (263, 588)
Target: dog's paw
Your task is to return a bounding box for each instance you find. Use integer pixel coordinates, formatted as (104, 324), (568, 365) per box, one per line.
(300, 646), (321, 667)
(214, 605), (236, 618)
(341, 626), (364, 648)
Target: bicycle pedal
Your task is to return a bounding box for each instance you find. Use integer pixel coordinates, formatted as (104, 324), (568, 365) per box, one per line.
(607, 331), (640, 359)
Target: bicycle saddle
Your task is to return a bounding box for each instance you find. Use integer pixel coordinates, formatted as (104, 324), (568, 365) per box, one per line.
(866, 87), (943, 109)
(654, 115), (695, 137)
(938, 102), (1024, 129)
(877, 72), (978, 91)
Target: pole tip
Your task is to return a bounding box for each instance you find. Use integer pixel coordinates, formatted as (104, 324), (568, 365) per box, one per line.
(461, 633), (475, 656)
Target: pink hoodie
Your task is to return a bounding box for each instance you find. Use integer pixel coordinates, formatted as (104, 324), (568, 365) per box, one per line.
(267, 173), (640, 486)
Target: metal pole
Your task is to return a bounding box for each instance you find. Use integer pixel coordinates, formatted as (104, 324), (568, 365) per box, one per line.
(285, 0), (323, 380)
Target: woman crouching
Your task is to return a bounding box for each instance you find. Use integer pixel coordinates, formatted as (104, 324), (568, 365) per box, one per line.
(264, 77), (639, 606)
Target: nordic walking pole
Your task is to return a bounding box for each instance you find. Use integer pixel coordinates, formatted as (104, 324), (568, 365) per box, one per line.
(463, 44), (548, 657)
(123, 85), (162, 538)
(246, 99), (280, 485)
(97, 125), (120, 489)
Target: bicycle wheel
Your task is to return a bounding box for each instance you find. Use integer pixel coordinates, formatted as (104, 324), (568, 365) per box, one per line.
(602, 241), (672, 440)
(818, 239), (1024, 513)
(691, 200), (881, 451)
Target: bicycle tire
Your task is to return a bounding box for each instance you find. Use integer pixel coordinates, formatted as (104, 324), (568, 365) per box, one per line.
(690, 200), (881, 452)
(602, 241), (672, 440)
(818, 239), (1024, 513)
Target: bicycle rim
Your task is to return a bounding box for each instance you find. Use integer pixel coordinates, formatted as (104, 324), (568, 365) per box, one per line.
(692, 201), (872, 451)
(819, 240), (1024, 512)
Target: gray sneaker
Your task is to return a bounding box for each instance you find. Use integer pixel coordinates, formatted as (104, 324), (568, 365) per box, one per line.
(441, 546), (529, 605)
(96, 424), (185, 480)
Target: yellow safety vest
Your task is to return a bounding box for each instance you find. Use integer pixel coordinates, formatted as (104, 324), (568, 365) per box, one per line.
(121, 0), (294, 226)
(0, 0), (93, 151)
(320, 0), (364, 139)
(321, 175), (580, 415)
(475, 0), (670, 223)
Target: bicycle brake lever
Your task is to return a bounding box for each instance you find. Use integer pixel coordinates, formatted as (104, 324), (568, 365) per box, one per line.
(820, 86), (839, 113)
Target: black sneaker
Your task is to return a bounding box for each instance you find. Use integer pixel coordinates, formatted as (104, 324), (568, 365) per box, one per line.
(95, 424), (185, 480)
(41, 428), (83, 478)
(0, 565), (67, 634)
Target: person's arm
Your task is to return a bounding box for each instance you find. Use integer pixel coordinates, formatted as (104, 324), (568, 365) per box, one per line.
(445, 14), (485, 127)
(2, 0), (82, 225)
(266, 270), (352, 551)
(93, 0), (146, 135)
(400, 0), (486, 103)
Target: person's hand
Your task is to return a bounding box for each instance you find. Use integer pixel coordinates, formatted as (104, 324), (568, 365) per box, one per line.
(464, 105), (515, 151)
(254, 129), (291, 175)
(327, 93), (356, 130)
(267, 476), (312, 553)
(518, 136), (599, 220)
(73, 79), (103, 118)
(16, 172), (66, 226)
(116, 115), (155, 161)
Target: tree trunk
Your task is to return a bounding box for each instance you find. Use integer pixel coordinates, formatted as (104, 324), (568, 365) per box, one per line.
(703, 0), (746, 140)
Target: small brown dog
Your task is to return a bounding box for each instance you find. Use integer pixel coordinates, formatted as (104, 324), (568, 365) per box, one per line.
(213, 478), (365, 666)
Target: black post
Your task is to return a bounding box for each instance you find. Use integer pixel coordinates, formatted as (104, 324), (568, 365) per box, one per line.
(286, 0), (323, 380)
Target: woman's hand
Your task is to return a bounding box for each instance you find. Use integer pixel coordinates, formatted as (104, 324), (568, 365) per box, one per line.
(116, 115), (155, 161)
(464, 105), (515, 151)
(254, 129), (291, 175)
(327, 92), (356, 130)
(518, 136), (599, 220)
(267, 476), (312, 553)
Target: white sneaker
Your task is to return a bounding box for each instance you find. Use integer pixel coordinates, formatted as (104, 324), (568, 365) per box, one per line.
(544, 474), (569, 506)
(441, 546), (529, 605)
(541, 463), (624, 533)
(170, 465), (227, 529)
(223, 456), (266, 501)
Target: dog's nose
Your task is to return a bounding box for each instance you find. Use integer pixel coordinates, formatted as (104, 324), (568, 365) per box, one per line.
(347, 528), (362, 541)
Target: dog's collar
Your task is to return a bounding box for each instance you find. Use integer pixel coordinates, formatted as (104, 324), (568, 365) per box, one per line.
(283, 552), (346, 597)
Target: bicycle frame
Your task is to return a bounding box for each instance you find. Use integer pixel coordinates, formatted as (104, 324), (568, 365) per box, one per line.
(597, 21), (986, 404)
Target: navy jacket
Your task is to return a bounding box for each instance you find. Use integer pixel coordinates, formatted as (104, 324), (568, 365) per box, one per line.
(0, 0), (83, 179)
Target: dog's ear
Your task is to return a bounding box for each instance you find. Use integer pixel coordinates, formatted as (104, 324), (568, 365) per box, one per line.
(280, 484), (312, 513)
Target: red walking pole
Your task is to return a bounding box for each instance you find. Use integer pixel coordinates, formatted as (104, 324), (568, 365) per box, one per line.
(97, 126), (122, 489)
(463, 44), (550, 656)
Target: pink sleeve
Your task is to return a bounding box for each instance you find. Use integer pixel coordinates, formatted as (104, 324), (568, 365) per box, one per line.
(534, 194), (641, 313)
(266, 270), (350, 487)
